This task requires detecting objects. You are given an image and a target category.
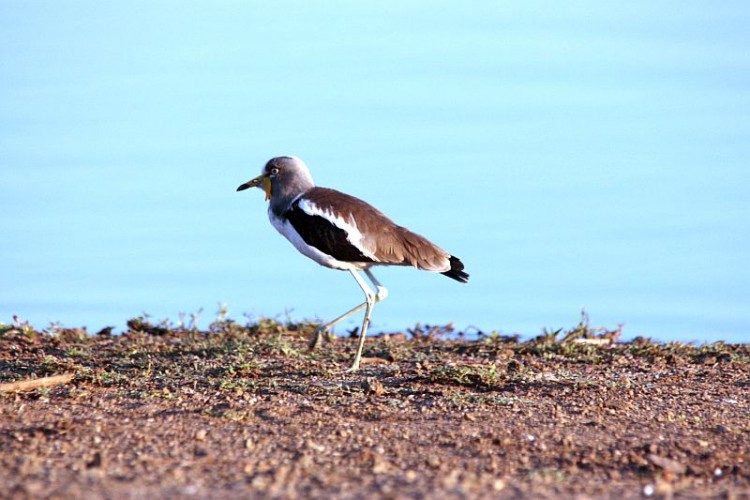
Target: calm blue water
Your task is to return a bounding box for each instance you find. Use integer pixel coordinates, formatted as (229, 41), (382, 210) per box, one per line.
(1, 2), (748, 342)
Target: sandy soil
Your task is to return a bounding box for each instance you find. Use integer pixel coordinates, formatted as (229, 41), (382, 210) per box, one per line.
(1, 318), (748, 499)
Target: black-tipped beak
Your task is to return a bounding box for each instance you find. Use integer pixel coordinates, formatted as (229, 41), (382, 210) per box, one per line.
(236, 174), (272, 201)
(236, 175), (263, 192)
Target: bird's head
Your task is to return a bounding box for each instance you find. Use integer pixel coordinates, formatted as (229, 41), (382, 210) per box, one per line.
(236, 156), (314, 203)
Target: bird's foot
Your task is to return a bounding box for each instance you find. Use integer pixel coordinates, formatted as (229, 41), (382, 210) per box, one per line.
(308, 326), (333, 351)
(344, 363), (361, 373)
(344, 354), (362, 373)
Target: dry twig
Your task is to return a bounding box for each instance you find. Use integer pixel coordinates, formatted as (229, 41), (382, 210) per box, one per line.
(0, 373), (75, 392)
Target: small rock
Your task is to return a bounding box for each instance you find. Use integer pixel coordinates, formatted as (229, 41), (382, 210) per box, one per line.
(493, 478), (506, 491)
(195, 429), (208, 441)
(86, 451), (103, 469)
(654, 479), (673, 497)
(251, 474), (269, 490)
(441, 469), (461, 489)
(183, 485), (199, 496)
(647, 453), (686, 475)
(372, 456), (391, 474)
(296, 453), (313, 470)
(305, 439), (326, 453)
(363, 377), (385, 396)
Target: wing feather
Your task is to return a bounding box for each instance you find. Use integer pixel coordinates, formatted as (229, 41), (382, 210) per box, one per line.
(284, 198), (376, 263)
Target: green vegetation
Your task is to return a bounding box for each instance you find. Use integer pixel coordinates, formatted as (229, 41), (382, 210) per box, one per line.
(2, 310), (746, 399)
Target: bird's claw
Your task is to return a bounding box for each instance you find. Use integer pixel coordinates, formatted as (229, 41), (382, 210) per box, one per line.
(344, 363), (361, 373)
(308, 327), (332, 351)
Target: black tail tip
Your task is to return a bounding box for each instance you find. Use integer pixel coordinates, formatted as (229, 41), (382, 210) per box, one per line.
(442, 255), (469, 283)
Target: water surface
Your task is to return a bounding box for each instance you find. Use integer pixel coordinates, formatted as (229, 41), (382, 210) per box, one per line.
(1, 2), (748, 342)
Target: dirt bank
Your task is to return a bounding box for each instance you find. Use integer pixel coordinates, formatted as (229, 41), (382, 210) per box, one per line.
(1, 318), (748, 498)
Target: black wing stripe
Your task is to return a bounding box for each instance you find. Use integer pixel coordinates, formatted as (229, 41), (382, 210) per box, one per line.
(284, 201), (376, 263)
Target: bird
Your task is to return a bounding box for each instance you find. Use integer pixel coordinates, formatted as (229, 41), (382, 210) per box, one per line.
(237, 156), (468, 371)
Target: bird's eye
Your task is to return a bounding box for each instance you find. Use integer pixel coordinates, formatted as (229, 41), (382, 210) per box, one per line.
(270, 167), (280, 175)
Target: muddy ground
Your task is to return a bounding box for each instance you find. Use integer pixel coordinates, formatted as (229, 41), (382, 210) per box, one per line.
(1, 317), (748, 499)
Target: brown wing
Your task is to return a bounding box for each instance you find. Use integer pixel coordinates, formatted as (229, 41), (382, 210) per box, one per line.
(284, 197), (376, 264)
(301, 187), (457, 274)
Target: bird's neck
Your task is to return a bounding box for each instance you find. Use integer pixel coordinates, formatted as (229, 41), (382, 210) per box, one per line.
(269, 190), (307, 217)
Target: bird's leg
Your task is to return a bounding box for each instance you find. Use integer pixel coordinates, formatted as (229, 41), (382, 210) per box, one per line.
(308, 270), (389, 351)
(308, 302), (368, 349)
(364, 268), (389, 302)
(346, 269), (389, 372)
(346, 269), (376, 372)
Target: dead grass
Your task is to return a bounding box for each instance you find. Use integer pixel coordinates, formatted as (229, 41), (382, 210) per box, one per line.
(0, 315), (748, 498)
